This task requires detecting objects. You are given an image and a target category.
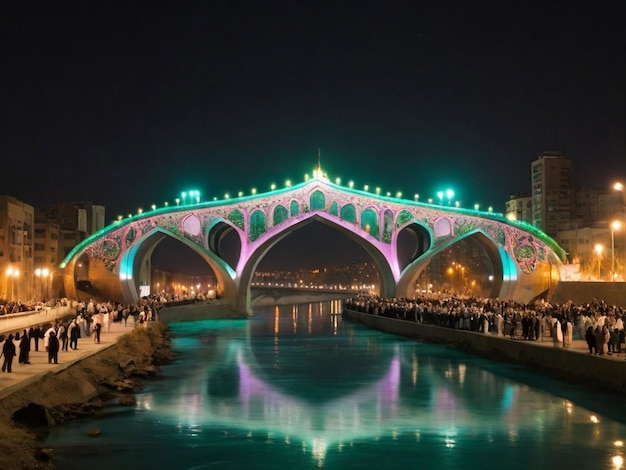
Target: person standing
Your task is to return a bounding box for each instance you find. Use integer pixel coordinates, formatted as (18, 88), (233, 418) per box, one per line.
(18, 329), (30, 364)
(1, 334), (16, 373)
(68, 319), (79, 350)
(48, 331), (59, 364)
(58, 322), (69, 351)
(32, 325), (41, 352)
(93, 322), (102, 344)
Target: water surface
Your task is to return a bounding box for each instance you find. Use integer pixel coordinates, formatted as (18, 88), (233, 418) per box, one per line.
(42, 301), (626, 469)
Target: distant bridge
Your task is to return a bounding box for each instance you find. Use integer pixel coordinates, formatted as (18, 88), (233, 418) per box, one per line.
(60, 167), (565, 315)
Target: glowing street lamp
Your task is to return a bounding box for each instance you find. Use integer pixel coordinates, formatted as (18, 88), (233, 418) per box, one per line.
(446, 189), (455, 206)
(611, 220), (621, 282)
(437, 191), (444, 205)
(595, 244), (603, 280)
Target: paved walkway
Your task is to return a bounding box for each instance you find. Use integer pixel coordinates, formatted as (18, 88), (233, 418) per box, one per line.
(0, 318), (140, 400)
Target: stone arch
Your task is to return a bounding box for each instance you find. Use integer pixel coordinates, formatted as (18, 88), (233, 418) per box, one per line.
(237, 212), (397, 315)
(361, 208), (379, 240)
(227, 209), (245, 231)
(207, 220), (242, 273)
(340, 203), (356, 224)
(433, 217), (453, 238)
(310, 190), (326, 211)
(290, 200), (300, 216)
(397, 222), (432, 269)
(273, 204), (289, 226)
(396, 230), (505, 299)
(182, 214), (202, 237)
(249, 210), (267, 242)
(119, 226), (237, 307)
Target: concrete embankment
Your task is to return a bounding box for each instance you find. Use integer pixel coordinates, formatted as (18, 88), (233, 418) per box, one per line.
(343, 309), (626, 394)
(0, 306), (75, 336)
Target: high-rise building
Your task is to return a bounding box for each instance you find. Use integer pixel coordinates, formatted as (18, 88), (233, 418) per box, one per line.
(531, 150), (573, 237)
(0, 195), (35, 301)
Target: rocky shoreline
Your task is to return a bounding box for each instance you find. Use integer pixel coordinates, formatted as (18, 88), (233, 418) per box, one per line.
(0, 321), (174, 470)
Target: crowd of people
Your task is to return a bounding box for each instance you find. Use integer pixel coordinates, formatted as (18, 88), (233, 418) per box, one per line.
(0, 297), (161, 374)
(345, 293), (626, 356)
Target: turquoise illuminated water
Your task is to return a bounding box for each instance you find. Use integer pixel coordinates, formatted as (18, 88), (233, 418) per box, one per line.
(42, 301), (626, 469)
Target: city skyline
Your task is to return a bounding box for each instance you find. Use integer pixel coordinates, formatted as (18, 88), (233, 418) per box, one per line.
(2, 1), (625, 221)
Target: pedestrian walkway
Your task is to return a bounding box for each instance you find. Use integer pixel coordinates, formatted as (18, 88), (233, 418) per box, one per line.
(0, 318), (140, 400)
(510, 333), (626, 361)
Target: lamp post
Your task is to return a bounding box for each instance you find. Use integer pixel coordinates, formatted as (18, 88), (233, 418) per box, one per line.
(595, 244), (603, 280)
(5, 267), (19, 302)
(611, 220), (621, 282)
(35, 268), (49, 300)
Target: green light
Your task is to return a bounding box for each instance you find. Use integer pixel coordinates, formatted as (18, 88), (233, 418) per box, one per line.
(238, 191), (244, 197)
(474, 204), (480, 211)
(349, 181), (354, 189)
(286, 180), (291, 187)
(386, 192), (391, 197)
(225, 193), (230, 199)
(251, 188), (257, 195)
(335, 177), (341, 185)
(446, 189), (454, 205)
(151, 204), (156, 211)
(376, 187), (381, 195)
(396, 191), (402, 198)
(138, 208), (143, 214)
(271, 183), (276, 190)
(437, 191), (444, 204)
(175, 198), (180, 206)
(364, 184), (369, 191)
(414, 193), (419, 201)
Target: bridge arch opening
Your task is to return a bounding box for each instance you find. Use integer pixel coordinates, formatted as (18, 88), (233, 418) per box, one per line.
(397, 223), (431, 271)
(409, 232), (501, 298)
(151, 237), (219, 299)
(241, 216), (397, 312)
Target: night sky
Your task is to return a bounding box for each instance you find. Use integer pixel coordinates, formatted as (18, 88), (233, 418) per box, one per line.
(2, 1), (626, 271)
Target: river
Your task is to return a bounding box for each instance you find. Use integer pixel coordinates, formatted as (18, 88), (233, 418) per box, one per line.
(41, 300), (626, 469)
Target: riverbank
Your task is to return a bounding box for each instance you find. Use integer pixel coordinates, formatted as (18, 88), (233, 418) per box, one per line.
(0, 320), (173, 470)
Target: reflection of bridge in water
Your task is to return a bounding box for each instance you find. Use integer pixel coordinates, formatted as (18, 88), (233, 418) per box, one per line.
(60, 163), (565, 314)
(136, 311), (588, 466)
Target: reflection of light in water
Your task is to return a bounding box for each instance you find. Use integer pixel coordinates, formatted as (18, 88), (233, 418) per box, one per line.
(274, 306), (280, 335)
(458, 364), (466, 385)
(312, 437), (327, 468)
(591, 415), (600, 423)
(144, 322), (620, 465)
(412, 353), (418, 386)
(501, 385), (514, 410)
(612, 455), (624, 469)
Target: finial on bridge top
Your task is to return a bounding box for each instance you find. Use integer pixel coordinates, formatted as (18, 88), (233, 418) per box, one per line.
(313, 148), (324, 179)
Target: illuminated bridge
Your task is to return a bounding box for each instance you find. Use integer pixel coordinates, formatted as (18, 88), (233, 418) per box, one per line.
(60, 166), (565, 315)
